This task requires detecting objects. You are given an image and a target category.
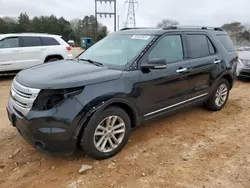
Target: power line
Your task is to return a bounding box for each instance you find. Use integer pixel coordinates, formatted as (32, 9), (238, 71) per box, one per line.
(139, 0), (147, 5)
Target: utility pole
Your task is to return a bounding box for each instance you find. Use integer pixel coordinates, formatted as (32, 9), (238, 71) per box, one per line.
(94, 0), (117, 40)
(118, 15), (120, 30)
(125, 0), (138, 27)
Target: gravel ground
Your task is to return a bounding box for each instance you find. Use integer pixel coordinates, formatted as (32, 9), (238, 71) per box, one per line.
(0, 53), (250, 187)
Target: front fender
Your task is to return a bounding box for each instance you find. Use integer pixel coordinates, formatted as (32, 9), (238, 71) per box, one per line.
(72, 78), (141, 138)
(72, 97), (141, 139)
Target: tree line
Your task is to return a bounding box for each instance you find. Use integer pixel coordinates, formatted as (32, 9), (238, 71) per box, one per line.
(157, 19), (250, 46)
(0, 13), (108, 45)
(2, 14), (250, 47)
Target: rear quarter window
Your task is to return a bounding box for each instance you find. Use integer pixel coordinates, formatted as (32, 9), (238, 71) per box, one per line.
(217, 34), (236, 52)
(41, 37), (60, 46)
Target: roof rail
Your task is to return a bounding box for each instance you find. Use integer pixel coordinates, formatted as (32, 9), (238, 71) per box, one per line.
(120, 27), (157, 31)
(163, 26), (223, 31)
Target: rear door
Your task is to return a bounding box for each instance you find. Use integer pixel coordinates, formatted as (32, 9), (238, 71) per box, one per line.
(184, 33), (222, 99)
(0, 37), (23, 72)
(20, 36), (44, 68)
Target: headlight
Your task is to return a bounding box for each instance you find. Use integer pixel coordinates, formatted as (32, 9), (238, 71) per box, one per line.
(33, 87), (84, 111)
(239, 59), (250, 67)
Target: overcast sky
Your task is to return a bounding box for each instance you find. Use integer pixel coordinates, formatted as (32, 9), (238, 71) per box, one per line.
(1, 0), (250, 31)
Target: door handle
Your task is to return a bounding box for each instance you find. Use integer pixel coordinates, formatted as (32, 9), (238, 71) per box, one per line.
(214, 59), (222, 64)
(176, 68), (188, 73)
(12, 49), (21, 52)
(40, 48), (46, 51)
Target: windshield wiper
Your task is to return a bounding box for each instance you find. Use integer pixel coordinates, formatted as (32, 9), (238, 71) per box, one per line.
(77, 58), (103, 67)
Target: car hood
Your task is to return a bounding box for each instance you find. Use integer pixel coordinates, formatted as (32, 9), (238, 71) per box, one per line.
(15, 60), (122, 89)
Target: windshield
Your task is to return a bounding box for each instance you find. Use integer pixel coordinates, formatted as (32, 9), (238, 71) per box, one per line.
(78, 34), (154, 66)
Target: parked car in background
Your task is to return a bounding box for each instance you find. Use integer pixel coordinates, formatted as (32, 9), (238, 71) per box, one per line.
(7, 26), (238, 160)
(67, 39), (75, 47)
(237, 50), (250, 78)
(0, 33), (73, 73)
(237, 46), (250, 52)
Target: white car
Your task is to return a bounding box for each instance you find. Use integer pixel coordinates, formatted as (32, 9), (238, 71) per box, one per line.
(0, 33), (73, 73)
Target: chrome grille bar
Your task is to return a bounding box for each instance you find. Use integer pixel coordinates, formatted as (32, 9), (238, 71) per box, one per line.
(10, 78), (40, 116)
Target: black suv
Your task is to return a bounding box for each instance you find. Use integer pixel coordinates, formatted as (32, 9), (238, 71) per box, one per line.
(7, 26), (238, 159)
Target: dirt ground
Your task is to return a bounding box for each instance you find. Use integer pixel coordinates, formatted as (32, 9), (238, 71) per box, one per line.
(1, 53), (250, 187)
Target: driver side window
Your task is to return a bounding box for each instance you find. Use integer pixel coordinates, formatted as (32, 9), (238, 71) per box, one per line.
(148, 35), (184, 64)
(0, 37), (19, 49)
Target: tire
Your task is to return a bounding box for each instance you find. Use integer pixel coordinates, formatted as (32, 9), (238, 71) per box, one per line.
(80, 107), (131, 160)
(45, 58), (59, 63)
(205, 78), (230, 111)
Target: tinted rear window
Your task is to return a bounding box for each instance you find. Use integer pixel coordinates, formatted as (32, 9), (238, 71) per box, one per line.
(41, 37), (60, 46)
(187, 35), (210, 58)
(21, 36), (41, 47)
(217, 34), (236, 52)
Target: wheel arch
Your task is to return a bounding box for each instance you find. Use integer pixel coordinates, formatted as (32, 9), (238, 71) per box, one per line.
(90, 98), (141, 129)
(103, 101), (138, 129)
(44, 54), (64, 62)
(221, 74), (233, 89)
(74, 98), (141, 143)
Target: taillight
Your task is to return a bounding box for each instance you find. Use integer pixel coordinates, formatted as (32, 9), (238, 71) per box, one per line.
(66, 46), (71, 51)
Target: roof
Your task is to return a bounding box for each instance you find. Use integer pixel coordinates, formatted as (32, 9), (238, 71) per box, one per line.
(114, 26), (227, 35)
(0, 33), (62, 38)
(115, 28), (166, 35)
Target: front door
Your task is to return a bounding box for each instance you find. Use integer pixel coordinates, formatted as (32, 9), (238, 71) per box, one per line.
(137, 34), (191, 119)
(0, 37), (23, 72)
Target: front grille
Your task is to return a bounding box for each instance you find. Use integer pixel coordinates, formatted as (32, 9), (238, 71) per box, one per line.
(10, 79), (40, 116)
(245, 64), (250, 68)
(241, 71), (250, 76)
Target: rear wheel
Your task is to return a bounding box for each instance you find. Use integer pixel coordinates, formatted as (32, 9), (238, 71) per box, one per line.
(205, 78), (230, 111)
(80, 107), (131, 160)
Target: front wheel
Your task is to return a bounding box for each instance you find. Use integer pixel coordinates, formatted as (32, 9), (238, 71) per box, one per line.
(80, 107), (131, 160)
(205, 78), (230, 111)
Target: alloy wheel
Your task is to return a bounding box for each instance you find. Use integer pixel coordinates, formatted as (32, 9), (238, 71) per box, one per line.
(93, 116), (126, 153)
(215, 83), (228, 107)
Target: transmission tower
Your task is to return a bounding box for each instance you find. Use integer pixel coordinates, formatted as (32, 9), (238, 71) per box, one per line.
(125, 0), (138, 27)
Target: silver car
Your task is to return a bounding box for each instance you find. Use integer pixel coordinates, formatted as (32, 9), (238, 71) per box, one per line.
(237, 51), (250, 78)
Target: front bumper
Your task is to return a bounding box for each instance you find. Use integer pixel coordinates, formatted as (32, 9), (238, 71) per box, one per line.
(237, 67), (250, 78)
(6, 97), (83, 156)
(236, 62), (250, 78)
(65, 53), (73, 60)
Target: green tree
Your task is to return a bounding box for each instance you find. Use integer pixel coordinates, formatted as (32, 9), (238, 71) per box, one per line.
(1, 17), (18, 33)
(0, 13), (108, 44)
(18, 13), (31, 32)
(0, 18), (9, 33)
(221, 22), (250, 46)
(156, 19), (179, 28)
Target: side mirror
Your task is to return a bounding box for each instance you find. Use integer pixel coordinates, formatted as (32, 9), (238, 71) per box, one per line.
(141, 58), (167, 70)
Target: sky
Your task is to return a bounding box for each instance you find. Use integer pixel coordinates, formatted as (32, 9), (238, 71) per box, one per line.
(0, 0), (250, 32)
